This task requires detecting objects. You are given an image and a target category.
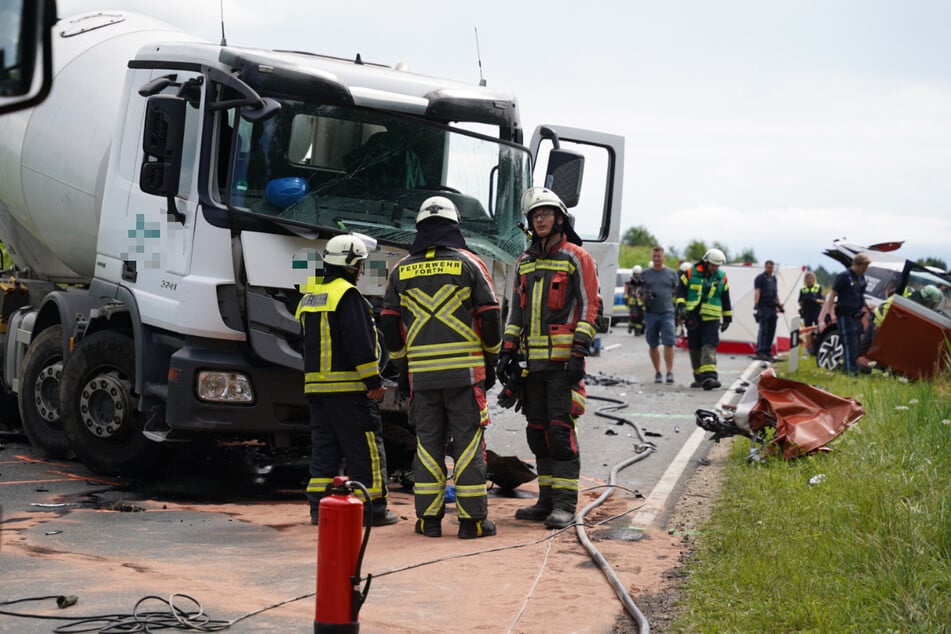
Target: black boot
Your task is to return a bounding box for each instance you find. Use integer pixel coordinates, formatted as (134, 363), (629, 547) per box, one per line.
(458, 518), (496, 539)
(544, 485), (577, 529)
(544, 508), (575, 529)
(515, 486), (552, 521)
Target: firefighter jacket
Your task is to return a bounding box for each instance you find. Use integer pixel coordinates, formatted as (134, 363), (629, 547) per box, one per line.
(381, 246), (501, 391)
(676, 263), (733, 322)
(295, 274), (382, 395)
(502, 235), (600, 371)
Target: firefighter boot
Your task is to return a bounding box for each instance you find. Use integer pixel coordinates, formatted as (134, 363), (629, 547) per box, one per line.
(514, 486), (552, 521)
(415, 517), (442, 537)
(544, 488), (577, 529)
(458, 518), (497, 539)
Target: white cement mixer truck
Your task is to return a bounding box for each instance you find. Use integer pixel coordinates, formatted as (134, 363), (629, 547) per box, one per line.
(0, 11), (623, 475)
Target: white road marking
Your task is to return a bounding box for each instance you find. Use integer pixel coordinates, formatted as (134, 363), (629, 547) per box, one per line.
(629, 425), (707, 529)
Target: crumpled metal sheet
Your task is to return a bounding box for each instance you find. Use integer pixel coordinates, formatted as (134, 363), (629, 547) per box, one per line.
(748, 370), (865, 459)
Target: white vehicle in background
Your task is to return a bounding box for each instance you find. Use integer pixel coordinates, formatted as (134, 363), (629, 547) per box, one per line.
(612, 267), (632, 325)
(0, 11), (624, 475)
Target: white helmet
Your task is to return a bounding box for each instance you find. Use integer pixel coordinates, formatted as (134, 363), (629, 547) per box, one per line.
(679, 261), (691, 272)
(703, 248), (727, 266)
(521, 186), (567, 219)
(632, 265), (642, 275)
(323, 234), (369, 267)
(416, 196), (459, 224)
(921, 284), (942, 305)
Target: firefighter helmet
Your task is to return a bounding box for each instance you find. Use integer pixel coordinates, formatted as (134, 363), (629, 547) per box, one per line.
(323, 234), (369, 267)
(702, 248), (727, 266)
(632, 265), (642, 275)
(521, 186), (567, 220)
(416, 196), (459, 224)
(680, 261), (691, 272)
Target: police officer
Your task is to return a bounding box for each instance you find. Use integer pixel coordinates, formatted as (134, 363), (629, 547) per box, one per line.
(818, 252), (870, 376)
(382, 197), (501, 539)
(676, 248), (733, 390)
(296, 234), (397, 527)
(498, 187), (600, 530)
(753, 259), (784, 361)
(798, 270), (824, 327)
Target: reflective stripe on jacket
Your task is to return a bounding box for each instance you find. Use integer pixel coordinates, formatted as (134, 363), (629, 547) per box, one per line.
(382, 246), (500, 390)
(296, 276), (381, 394)
(502, 235), (600, 371)
(677, 263), (732, 322)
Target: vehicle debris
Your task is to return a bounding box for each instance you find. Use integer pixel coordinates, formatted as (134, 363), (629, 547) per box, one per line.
(697, 363), (865, 460)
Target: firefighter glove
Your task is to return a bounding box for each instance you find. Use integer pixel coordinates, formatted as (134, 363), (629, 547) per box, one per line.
(497, 376), (522, 410)
(720, 316), (732, 333)
(753, 307), (760, 323)
(497, 350), (518, 386)
(676, 305), (687, 323)
(565, 355), (586, 386)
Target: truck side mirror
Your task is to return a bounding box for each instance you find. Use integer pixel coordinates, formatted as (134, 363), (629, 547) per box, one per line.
(544, 148), (584, 208)
(0, 0), (55, 115)
(140, 95), (185, 196)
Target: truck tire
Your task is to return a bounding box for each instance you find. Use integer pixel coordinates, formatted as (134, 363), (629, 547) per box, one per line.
(60, 331), (161, 475)
(19, 325), (70, 457)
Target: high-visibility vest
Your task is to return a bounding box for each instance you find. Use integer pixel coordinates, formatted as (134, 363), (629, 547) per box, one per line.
(683, 264), (729, 321)
(296, 277), (380, 394)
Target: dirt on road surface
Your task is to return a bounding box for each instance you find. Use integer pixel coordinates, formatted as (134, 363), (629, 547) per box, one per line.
(1, 437), (733, 633)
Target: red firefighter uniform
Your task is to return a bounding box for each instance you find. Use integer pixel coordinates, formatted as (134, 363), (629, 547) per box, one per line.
(296, 272), (390, 524)
(502, 228), (599, 525)
(382, 197), (501, 538)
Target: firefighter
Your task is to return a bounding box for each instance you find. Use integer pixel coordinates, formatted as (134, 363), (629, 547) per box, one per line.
(676, 248), (733, 390)
(296, 234), (398, 527)
(498, 187), (599, 530)
(381, 197), (501, 539)
(625, 265), (646, 335)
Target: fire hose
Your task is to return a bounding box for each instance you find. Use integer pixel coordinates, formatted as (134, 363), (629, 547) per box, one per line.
(576, 393), (657, 634)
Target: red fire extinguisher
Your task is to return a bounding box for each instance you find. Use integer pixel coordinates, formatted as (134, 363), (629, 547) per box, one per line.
(315, 476), (370, 633)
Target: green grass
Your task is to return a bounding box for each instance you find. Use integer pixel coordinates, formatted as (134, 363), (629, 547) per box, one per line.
(672, 358), (951, 633)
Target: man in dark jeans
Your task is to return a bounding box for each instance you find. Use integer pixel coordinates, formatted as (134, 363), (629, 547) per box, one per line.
(753, 260), (784, 361)
(819, 253), (870, 376)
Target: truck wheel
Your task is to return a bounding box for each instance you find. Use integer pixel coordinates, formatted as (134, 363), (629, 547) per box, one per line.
(60, 331), (161, 476)
(19, 325), (70, 457)
(816, 328), (843, 371)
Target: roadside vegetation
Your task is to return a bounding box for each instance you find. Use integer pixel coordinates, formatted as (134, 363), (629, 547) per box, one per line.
(671, 356), (951, 632)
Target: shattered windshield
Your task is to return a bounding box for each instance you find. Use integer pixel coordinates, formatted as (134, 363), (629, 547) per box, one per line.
(225, 101), (530, 260)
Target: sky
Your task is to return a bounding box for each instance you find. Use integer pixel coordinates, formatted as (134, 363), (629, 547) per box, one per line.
(59, 0), (951, 270)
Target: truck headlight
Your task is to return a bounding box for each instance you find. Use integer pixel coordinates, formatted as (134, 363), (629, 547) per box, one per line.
(196, 371), (255, 403)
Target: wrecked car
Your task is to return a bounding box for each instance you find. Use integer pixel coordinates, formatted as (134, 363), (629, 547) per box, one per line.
(814, 240), (951, 376)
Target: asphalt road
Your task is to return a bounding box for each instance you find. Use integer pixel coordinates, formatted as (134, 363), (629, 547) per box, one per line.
(0, 325), (760, 632)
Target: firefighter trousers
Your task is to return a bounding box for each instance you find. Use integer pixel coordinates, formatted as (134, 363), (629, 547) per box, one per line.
(411, 385), (490, 521)
(687, 319), (721, 383)
(521, 369), (581, 513)
(306, 393), (389, 513)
